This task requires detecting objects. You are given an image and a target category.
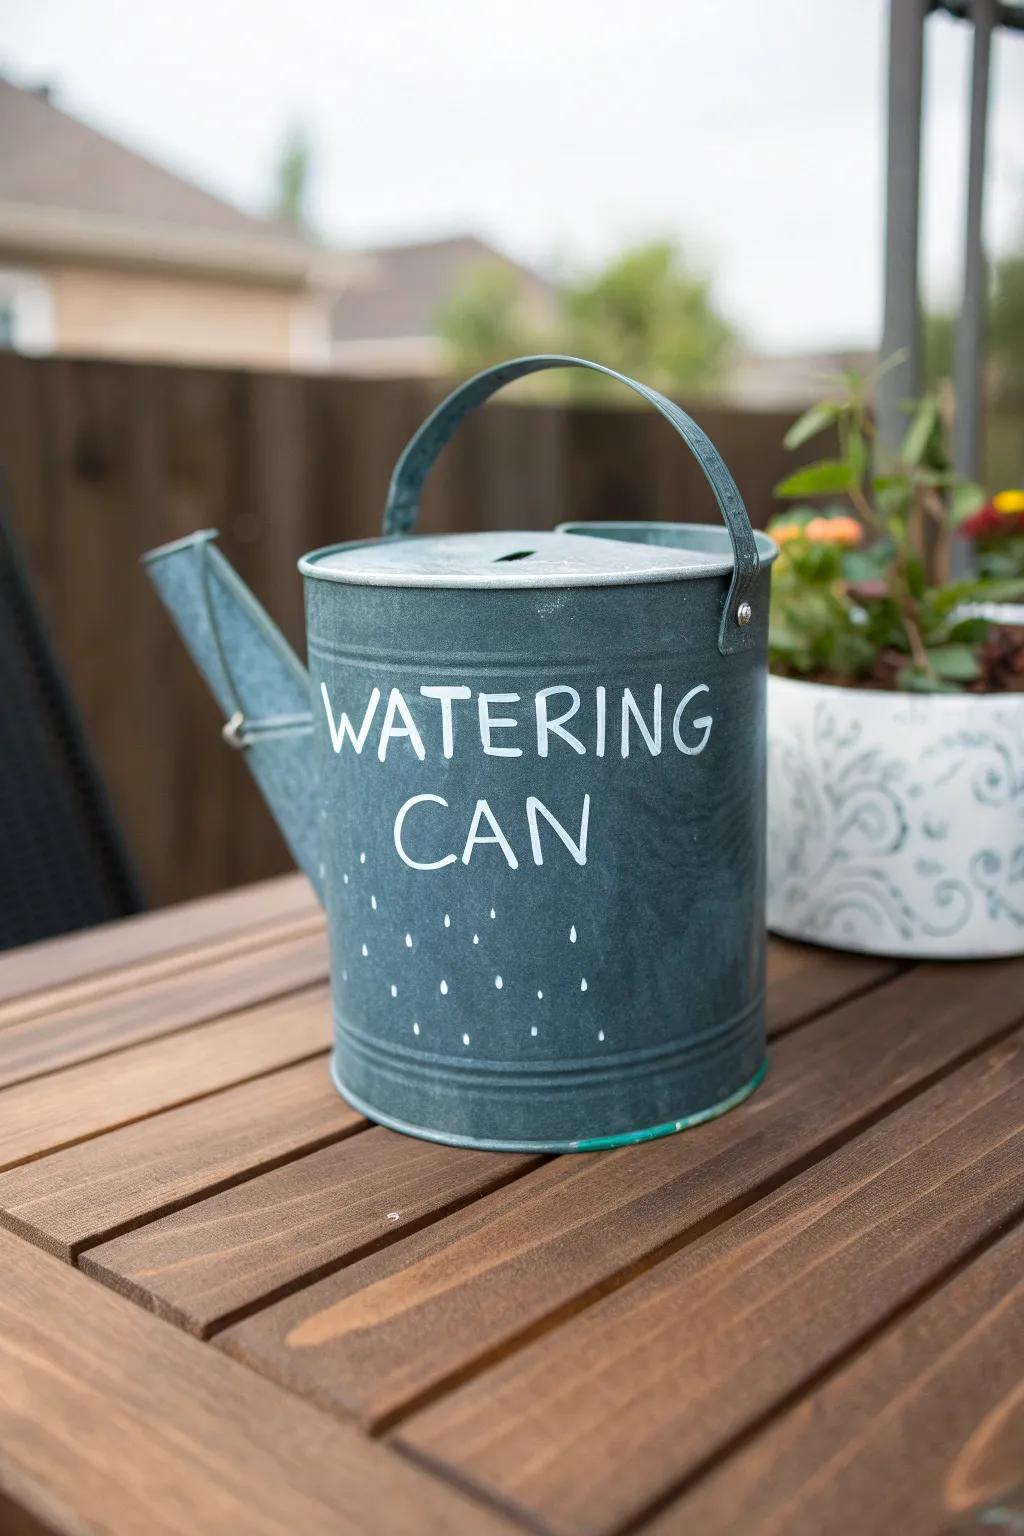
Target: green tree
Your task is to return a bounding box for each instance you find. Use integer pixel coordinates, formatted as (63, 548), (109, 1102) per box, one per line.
(559, 241), (735, 398)
(990, 252), (1024, 396)
(435, 239), (736, 396)
(434, 265), (541, 374)
(272, 122), (313, 232)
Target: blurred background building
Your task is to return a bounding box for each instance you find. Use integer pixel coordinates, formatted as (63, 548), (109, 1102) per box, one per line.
(0, 1), (1020, 918)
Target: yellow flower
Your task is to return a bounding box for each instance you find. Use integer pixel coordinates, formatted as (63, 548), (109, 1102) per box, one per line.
(993, 489), (1024, 516)
(804, 515), (862, 548)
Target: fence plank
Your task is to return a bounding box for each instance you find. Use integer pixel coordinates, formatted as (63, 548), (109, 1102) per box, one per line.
(0, 352), (831, 907)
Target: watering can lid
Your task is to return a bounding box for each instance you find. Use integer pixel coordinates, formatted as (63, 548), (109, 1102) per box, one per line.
(300, 528), (749, 589)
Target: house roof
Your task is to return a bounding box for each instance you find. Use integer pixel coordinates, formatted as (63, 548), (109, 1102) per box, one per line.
(0, 78), (354, 287)
(331, 235), (555, 342)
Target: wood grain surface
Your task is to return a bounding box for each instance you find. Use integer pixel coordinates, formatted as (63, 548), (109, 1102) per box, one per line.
(0, 928), (329, 1088)
(764, 938), (901, 1034)
(1, 882), (1022, 1536)
(83, 1129), (543, 1335)
(0, 873), (317, 1006)
(648, 1224), (1024, 1536)
(218, 959), (1024, 1429)
(0, 1229), (520, 1536)
(0, 985), (331, 1172)
(0, 1056), (361, 1258)
(399, 1032), (1024, 1536)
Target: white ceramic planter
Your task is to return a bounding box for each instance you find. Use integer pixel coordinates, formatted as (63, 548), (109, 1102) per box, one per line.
(767, 674), (1024, 958)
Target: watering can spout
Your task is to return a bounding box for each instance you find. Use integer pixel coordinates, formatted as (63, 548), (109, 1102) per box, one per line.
(141, 529), (322, 899)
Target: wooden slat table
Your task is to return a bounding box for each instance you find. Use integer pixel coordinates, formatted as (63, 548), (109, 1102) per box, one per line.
(1, 873), (1022, 1536)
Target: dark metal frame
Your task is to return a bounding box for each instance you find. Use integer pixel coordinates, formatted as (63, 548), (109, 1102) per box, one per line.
(878, 0), (1023, 472)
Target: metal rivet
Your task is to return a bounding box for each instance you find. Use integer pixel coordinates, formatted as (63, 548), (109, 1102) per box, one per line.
(737, 602), (753, 627)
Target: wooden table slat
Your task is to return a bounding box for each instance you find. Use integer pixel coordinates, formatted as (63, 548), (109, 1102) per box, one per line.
(2, 880), (1021, 1536)
(398, 1030), (1024, 1536)
(648, 1222), (1024, 1536)
(215, 958), (1024, 1431)
(0, 986), (331, 1173)
(0, 932), (891, 1264)
(0, 1228), (520, 1536)
(765, 938), (902, 1035)
(0, 1056), (363, 1259)
(0, 928), (329, 1089)
(0, 910), (323, 1033)
(0, 873), (317, 1007)
(83, 1129), (543, 1335)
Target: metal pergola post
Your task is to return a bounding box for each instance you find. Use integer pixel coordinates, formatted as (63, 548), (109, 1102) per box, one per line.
(952, 0), (996, 482)
(877, 0), (928, 457)
(878, 0), (1023, 481)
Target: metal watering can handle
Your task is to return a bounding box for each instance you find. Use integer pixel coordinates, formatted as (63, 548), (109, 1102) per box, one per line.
(382, 354), (761, 658)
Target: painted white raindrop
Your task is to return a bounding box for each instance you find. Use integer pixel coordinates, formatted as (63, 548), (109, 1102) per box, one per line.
(361, 943), (368, 958)
(359, 851), (366, 864)
(343, 873), (349, 885)
(537, 990), (543, 999)
(371, 895), (377, 911)
(473, 933), (480, 945)
(440, 979), (449, 995)
(569, 924), (577, 943)
(490, 907), (496, 920)
(444, 913), (451, 928)
(405, 933), (413, 948)
(412, 1021), (420, 1036)
(390, 984), (398, 998)
(462, 1032), (470, 1046)
(598, 1029), (605, 1042)
(318, 861), (326, 880)
(530, 1025), (538, 1037)
(341, 969), (348, 982)
(581, 977), (588, 992)
(495, 975), (503, 989)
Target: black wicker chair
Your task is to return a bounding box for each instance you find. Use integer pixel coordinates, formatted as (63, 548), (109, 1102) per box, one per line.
(0, 495), (143, 950)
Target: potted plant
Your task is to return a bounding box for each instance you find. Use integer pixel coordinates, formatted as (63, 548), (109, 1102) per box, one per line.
(766, 365), (1024, 958)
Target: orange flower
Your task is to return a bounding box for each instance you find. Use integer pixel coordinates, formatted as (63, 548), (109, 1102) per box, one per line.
(994, 489), (1024, 516)
(770, 522), (803, 546)
(804, 515), (862, 548)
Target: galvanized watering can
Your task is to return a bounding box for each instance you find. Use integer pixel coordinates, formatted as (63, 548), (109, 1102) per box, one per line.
(144, 355), (778, 1151)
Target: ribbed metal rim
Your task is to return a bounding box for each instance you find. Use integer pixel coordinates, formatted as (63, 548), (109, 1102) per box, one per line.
(299, 526), (777, 590)
(330, 1056), (767, 1153)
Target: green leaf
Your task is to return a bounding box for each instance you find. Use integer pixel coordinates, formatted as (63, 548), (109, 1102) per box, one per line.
(774, 460), (854, 498)
(783, 401), (841, 451)
(924, 644), (981, 681)
(929, 577), (1024, 615)
(951, 480), (986, 523)
(875, 477), (910, 517)
(947, 617), (990, 644)
(897, 667), (964, 694)
(901, 399), (939, 468)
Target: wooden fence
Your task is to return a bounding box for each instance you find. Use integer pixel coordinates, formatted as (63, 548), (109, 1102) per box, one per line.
(1, 351), (816, 908)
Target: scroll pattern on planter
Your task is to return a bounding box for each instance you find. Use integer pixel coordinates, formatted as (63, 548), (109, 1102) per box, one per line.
(766, 678), (1024, 958)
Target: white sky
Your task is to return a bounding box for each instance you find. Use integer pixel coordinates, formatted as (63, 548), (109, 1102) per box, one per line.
(2, 0), (1022, 351)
